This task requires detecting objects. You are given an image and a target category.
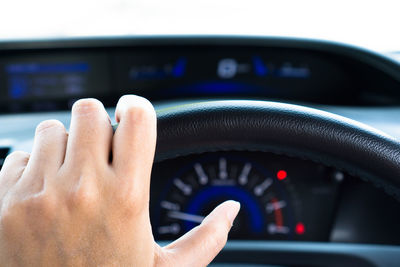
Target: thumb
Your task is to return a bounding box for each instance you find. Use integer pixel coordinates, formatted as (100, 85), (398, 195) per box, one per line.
(160, 200), (240, 267)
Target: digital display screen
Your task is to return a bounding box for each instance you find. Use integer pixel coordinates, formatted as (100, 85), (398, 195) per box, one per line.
(6, 62), (91, 99)
(112, 47), (347, 102)
(0, 46), (354, 113)
(0, 53), (110, 112)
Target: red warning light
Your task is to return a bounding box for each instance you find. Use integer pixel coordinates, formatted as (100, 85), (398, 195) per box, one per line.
(295, 222), (305, 235)
(277, 170), (287, 180)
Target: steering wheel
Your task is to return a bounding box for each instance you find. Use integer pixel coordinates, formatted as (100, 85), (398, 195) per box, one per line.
(151, 100), (400, 267)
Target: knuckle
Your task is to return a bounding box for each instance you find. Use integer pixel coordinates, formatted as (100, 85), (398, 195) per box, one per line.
(4, 151), (30, 165)
(35, 120), (65, 135)
(67, 180), (99, 213)
(72, 98), (104, 116)
(124, 106), (152, 124)
(122, 97), (156, 124)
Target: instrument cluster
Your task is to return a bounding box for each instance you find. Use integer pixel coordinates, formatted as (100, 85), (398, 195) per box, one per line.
(150, 151), (344, 241)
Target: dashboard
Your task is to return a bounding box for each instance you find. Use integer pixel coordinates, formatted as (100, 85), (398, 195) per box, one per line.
(1, 37), (400, 114)
(1, 36), (400, 266)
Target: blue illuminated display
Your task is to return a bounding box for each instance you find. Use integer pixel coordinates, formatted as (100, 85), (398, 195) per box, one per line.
(185, 185), (264, 233)
(277, 64), (310, 78)
(172, 81), (266, 95)
(129, 57), (187, 80)
(130, 70), (167, 80)
(6, 62), (89, 74)
(9, 77), (28, 99)
(252, 56), (268, 76)
(172, 57), (186, 78)
(6, 62), (90, 99)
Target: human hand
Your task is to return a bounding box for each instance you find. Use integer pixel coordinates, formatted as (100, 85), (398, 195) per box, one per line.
(0, 95), (240, 266)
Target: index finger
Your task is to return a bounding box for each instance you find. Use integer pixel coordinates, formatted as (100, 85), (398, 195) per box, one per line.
(112, 95), (157, 186)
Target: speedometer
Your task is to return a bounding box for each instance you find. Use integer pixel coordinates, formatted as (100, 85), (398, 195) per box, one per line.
(151, 154), (307, 240)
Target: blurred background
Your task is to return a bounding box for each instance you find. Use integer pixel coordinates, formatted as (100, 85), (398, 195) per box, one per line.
(1, 0), (400, 52)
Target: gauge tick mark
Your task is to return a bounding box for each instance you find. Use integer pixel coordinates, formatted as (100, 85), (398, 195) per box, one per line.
(158, 223), (180, 235)
(268, 223), (290, 235)
(238, 163), (252, 185)
(254, 178), (273, 196)
(219, 157), (228, 179)
(160, 200), (180, 211)
(194, 163), (208, 184)
(173, 178), (192, 196)
(266, 200), (287, 213)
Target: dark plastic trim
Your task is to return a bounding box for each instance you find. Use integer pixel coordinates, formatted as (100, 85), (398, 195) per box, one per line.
(157, 241), (400, 267)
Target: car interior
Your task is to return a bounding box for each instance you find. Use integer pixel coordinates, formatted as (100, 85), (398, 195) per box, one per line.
(1, 35), (400, 266)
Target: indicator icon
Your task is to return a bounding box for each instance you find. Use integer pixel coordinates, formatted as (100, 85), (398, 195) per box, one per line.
(252, 56), (268, 76)
(172, 57), (186, 78)
(295, 222), (306, 235)
(217, 58), (238, 79)
(277, 170), (287, 180)
(278, 63), (310, 78)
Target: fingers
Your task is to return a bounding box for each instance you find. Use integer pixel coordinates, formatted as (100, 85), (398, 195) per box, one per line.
(25, 120), (67, 176)
(112, 95), (156, 184)
(64, 99), (113, 168)
(6, 120), (68, 197)
(0, 151), (30, 198)
(161, 200), (240, 267)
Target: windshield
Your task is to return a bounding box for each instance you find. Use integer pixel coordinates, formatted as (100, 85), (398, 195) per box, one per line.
(1, 0), (400, 52)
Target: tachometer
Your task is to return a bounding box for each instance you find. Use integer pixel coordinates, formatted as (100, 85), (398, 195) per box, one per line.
(152, 154), (303, 240)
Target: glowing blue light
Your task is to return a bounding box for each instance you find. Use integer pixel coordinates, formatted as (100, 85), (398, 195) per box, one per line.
(185, 185), (264, 233)
(277, 65), (310, 78)
(252, 56), (268, 76)
(9, 76), (27, 99)
(172, 57), (186, 78)
(6, 62), (89, 74)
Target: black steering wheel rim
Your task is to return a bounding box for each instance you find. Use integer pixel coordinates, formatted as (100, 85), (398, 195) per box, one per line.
(154, 100), (400, 200)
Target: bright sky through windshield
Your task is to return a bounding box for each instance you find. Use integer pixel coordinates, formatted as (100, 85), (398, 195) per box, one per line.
(1, 0), (400, 52)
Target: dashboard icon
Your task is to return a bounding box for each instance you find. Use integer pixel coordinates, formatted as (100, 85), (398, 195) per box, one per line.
(217, 58), (238, 79)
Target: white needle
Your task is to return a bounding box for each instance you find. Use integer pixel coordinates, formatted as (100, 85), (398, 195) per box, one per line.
(168, 211), (205, 224)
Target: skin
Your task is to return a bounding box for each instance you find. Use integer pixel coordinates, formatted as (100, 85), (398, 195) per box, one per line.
(0, 95), (240, 267)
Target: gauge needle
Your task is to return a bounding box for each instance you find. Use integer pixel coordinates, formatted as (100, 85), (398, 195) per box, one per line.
(167, 211), (205, 224)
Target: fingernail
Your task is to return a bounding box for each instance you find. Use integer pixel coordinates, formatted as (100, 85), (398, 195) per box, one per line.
(226, 200), (241, 226)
